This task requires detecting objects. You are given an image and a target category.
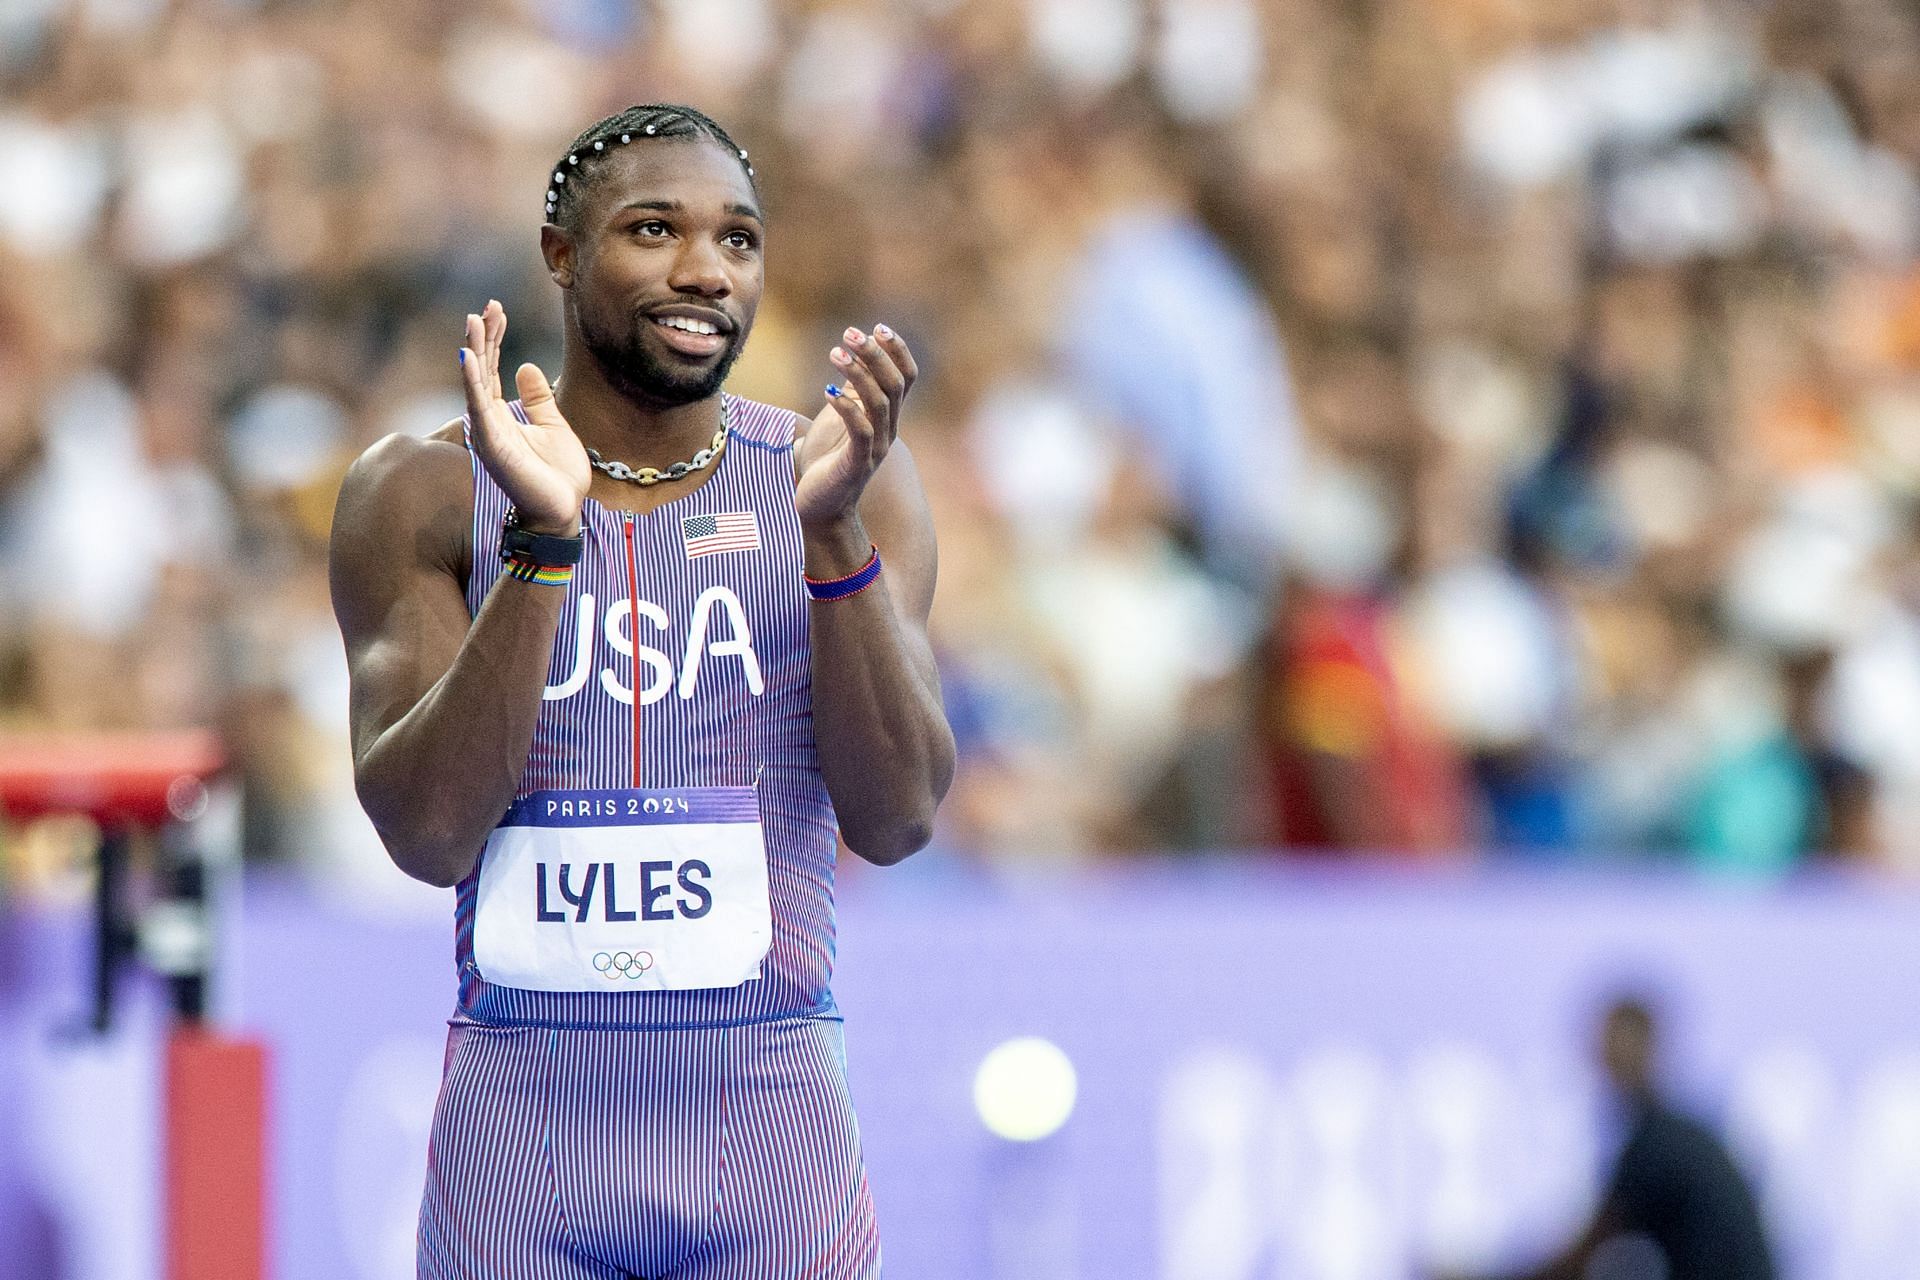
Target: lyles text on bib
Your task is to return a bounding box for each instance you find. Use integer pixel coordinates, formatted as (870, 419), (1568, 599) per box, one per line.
(472, 787), (773, 993)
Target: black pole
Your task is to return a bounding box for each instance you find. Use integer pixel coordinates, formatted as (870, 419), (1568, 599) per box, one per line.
(158, 821), (209, 1024)
(91, 826), (134, 1035)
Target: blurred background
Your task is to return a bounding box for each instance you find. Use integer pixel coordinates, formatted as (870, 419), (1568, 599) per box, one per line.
(7, 0), (1920, 1276)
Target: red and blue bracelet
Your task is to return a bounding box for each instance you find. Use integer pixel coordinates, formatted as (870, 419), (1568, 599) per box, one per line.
(804, 545), (883, 601)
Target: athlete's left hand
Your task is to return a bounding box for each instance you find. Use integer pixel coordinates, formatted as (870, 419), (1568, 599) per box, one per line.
(794, 323), (917, 528)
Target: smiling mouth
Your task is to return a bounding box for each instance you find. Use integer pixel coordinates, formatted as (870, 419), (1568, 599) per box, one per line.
(649, 315), (730, 358)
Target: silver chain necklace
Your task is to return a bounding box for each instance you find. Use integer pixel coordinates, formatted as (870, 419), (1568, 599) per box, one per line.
(585, 400), (733, 487)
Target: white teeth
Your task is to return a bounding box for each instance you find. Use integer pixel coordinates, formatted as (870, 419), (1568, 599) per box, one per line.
(657, 316), (720, 335)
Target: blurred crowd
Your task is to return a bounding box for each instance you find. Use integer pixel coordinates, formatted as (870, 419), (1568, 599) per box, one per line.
(5, 0), (1920, 892)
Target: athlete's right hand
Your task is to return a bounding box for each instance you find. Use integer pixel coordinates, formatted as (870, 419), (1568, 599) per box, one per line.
(459, 300), (591, 536)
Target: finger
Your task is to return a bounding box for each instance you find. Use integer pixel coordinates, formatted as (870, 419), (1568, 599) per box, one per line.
(811, 383), (864, 431)
(460, 347), (510, 458)
(832, 344), (895, 453)
(843, 325), (905, 408)
(514, 362), (561, 425)
(871, 322), (918, 388)
(829, 364), (879, 470)
(484, 300), (507, 398)
(824, 382), (876, 470)
(458, 345), (490, 415)
(465, 312), (488, 383)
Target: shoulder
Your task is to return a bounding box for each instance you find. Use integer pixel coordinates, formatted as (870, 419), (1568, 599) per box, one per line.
(332, 421), (475, 571)
(1614, 1104), (1717, 1185)
(723, 394), (806, 449)
(1651, 1106), (1731, 1160)
(338, 421), (472, 509)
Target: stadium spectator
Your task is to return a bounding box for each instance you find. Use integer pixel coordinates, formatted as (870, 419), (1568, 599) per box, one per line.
(4, 0), (1920, 879)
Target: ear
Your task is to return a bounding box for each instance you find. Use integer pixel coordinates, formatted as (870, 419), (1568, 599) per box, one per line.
(540, 223), (577, 290)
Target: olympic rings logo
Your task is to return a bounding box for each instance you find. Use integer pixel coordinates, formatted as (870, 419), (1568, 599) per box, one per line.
(593, 950), (655, 981)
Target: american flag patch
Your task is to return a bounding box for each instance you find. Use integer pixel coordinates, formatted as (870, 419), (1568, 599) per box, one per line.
(682, 511), (761, 559)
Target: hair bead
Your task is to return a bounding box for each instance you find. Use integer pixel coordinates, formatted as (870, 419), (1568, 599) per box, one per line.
(545, 104), (759, 221)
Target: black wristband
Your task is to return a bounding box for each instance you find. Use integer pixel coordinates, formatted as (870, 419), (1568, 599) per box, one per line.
(501, 508), (585, 567)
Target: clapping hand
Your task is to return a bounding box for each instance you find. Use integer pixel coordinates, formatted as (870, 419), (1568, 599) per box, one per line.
(794, 323), (917, 529)
(458, 300), (591, 536)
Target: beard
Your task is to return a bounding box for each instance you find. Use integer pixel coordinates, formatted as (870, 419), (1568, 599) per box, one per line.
(580, 305), (747, 407)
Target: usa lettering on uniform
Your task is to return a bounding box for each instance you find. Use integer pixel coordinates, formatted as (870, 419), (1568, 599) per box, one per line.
(534, 860), (714, 923)
(543, 585), (766, 705)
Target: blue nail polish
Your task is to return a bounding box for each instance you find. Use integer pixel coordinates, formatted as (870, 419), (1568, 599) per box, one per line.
(826, 385), (842, 398)
(458, 350), (466, 365)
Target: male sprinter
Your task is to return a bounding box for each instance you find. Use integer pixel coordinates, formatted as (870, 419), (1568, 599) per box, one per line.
(329, 104), (953, 1279)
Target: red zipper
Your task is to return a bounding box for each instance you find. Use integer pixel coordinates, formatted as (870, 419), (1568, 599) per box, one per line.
(623, 514), (643, 788)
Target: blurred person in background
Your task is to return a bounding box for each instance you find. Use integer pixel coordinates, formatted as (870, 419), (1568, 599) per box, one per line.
(1257, 448), (1476, 853)
(1444, 994), (1776, 1280)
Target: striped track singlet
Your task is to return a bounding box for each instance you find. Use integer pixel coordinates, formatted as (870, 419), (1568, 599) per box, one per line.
(417, 394), (881, 1280)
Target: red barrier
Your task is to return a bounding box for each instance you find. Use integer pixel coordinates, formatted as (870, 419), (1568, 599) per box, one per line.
(166, 1029), (268, 1280)
(0, 732), (262, 1274)
(0, 730), (223, 825)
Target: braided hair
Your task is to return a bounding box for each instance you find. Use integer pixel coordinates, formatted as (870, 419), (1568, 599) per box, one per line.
(543, 104), (757, 231)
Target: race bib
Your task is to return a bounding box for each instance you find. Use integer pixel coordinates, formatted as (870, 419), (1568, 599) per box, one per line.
(472, 787), (772, 993)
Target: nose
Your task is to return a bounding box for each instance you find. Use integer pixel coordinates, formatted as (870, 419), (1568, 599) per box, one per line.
(666, 237), (731, 299)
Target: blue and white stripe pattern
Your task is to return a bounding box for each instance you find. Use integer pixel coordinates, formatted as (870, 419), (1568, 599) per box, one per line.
(456, 394), (838, 1032)
(419, 1017), (878, 1278)
(422, 395), (881, 1278)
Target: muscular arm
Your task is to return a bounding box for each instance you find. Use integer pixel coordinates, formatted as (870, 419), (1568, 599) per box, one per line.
(329, 431), (568, 887)
(803, 441), (955, 865)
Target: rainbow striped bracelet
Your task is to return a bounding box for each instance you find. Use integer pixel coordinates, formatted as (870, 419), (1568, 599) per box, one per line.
(504, 557), (574, 587)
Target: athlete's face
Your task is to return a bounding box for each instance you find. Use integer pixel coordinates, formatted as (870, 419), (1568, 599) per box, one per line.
(554, 139), (764, 407)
